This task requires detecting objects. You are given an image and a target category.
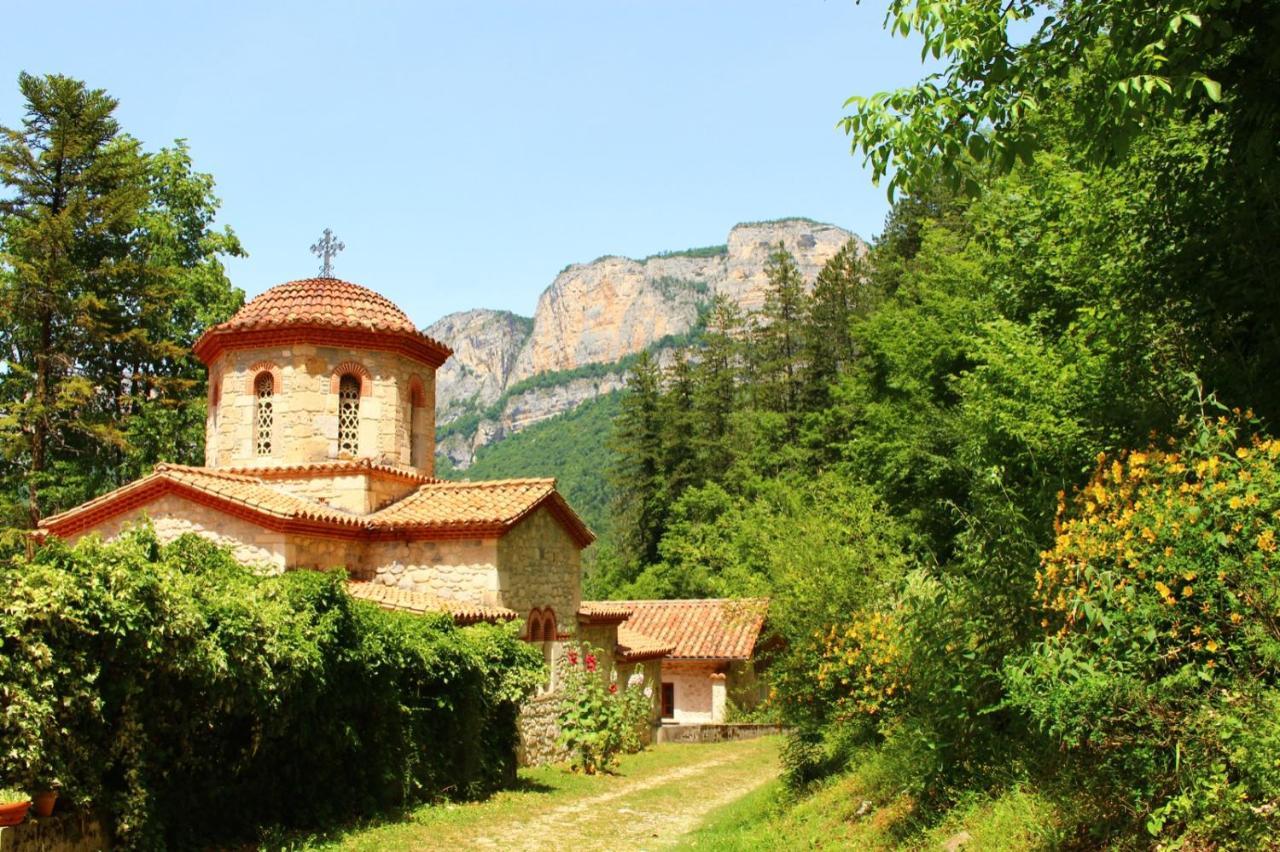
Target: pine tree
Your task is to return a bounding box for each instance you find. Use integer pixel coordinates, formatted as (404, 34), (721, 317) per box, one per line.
(691, 295), (745, 481)
(751, 244), (810, 430)
(0, 74), (243, 527)
(606, 351), (666, 576)
(658, 354), (698, 501)
(804, 239), (874, 407)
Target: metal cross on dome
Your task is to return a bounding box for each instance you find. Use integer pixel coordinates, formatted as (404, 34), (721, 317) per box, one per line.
(310, 228), (345, 278)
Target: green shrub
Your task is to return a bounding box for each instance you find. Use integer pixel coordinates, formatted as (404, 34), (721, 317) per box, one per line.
(0, 528), (543, 848)
(556, 643), (652, 774)
(1004, 414), (1280, 846)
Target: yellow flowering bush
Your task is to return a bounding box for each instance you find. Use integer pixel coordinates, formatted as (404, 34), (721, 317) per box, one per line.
(1005, 413), (1280, 845)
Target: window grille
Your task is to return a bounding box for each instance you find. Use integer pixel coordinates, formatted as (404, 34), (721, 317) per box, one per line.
(338, 374), (360, 455)
(254, 372), (274, 456)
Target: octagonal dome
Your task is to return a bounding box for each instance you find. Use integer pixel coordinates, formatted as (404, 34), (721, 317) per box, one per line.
(194, 277), (452, 367)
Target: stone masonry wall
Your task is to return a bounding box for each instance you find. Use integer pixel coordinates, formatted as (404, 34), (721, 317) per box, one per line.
(516, 692), (569, 766)
(69, 494), (287, 571)
(496, 507), (580, 629)
(206, 345), (436, 475)
(367, 538), (501, 603)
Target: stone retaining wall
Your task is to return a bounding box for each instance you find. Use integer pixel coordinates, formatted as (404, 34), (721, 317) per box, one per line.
(655, 723), (788, 744)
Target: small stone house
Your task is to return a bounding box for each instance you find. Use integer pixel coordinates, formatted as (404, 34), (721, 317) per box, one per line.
(36, 275), (770, 763)
(587, 599), (769, 724)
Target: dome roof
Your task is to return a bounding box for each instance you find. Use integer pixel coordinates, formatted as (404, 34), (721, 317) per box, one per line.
(193, 277), (452, 367)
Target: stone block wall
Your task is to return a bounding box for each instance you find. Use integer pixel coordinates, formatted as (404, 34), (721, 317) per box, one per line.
(70, 495), (287, 572)
(205, 344), (436, 476)
(496, 507), (580, 628)
(516, 692), (569, 766)
(367, 538), (501, 602)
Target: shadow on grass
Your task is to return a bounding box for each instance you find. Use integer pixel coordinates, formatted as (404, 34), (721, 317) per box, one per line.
(257, 772), (571, 850)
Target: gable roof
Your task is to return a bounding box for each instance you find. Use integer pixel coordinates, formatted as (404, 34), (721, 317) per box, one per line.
(588, 598), (769, 661)
(615, 625), (677, 662)
(38, 465), (595, 547)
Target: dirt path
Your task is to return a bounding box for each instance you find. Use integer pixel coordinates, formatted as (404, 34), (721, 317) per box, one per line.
(466, 741), (775, 850)
(321, 736), (781, 852)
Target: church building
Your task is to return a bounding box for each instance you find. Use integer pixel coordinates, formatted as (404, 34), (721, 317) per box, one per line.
(37, 272), (768, 759)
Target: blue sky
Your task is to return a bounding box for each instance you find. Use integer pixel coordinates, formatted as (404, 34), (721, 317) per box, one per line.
(2, 2), (928, 323)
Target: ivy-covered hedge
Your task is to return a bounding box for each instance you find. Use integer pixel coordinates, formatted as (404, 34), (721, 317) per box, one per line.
(0, 528), (543, 849)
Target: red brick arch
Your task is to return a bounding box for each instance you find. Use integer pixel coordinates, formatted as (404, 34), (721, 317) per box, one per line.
(245, 361), (282, 395)
(527, 608), (545, 641)
(330, 361), (372, 396)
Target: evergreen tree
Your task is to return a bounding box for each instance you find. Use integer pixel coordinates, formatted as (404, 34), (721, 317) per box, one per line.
(658, 354), (698, 501)
(0, 74), (243, 528)
(691, 295), (744, 481)
(803, 239), (872, 408)
(750, 244), (809, 431)
(605, 351), (666, 577)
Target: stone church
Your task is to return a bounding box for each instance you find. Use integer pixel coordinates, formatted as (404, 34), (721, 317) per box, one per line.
(37, 275), (767, 758)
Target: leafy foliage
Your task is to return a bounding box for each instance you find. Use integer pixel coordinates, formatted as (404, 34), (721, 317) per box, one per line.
(0, 73), (243, 530)
(0, 529), (542, 848)
(556, 643), (652, 774)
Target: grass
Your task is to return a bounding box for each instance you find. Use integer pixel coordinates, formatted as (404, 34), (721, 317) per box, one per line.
(677, 745), (1076, 851)
(284, 737), (780, 851)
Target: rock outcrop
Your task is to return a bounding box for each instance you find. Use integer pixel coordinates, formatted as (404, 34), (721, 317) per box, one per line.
(427, 218), (864, 468)
(424, 309), (532, 424)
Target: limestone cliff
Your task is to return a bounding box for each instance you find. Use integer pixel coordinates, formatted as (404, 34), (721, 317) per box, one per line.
(428, 218), (864, 469)
(423, 309), (532, 424)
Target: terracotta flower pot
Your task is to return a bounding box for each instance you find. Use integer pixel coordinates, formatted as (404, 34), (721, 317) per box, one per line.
(32, 791), (57, 818)
(0, 799), (31, 827)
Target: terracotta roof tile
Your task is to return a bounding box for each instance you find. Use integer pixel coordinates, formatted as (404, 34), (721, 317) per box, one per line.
(193, 278), (452, 367)
(369, 478), (594, 546)
(38, 466), (594, 547)
(616, 625), (677, 662)
(590, 598), (769, 660)
(219, 278), (419, 334)
(578, 601), (633, 623)
(223, 460), (437, 484)
(347, 581), (516, 625)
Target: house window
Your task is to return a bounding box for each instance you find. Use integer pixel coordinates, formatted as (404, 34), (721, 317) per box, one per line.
(338, 374), (360, 455)
(661, 683), (675, 720)
(409, 376), (426, 468)
(527, 610), (544, 642)
(254, 372), (274, 456)
(542, 608), (557, 640)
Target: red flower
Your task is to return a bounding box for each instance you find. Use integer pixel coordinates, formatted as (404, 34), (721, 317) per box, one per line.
(567, 650), (579, 666)
(586, 653), (598, 673)
(609, 683), (618, 694)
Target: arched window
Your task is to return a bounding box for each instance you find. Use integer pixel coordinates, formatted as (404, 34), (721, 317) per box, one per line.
(254, 372), (274, 456)
(527, 609), (544, 642)
(338, 374), (360, 456)
(409, 376), (426, 468)
(542, 608), (558, 641)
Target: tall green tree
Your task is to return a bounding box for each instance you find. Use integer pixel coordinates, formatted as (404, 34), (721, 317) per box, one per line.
(803, 238), (873, 408)
(605, 351), (666, 578)
(749, 245), (809, 430)
(0, 73), (243, 528)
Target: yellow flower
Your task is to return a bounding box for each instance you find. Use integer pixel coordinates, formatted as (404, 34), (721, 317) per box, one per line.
(1237, 446), (1251, 459)
(1183, 585), (1195, 598)
(1207, 639), (1219, 653)
(1259, 529), (1278, 553)
(1231, 612), (1243, 624)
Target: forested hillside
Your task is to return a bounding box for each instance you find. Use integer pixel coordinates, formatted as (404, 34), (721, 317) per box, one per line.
(439, 392), (620, 535)
(587, 0), (1280, 846)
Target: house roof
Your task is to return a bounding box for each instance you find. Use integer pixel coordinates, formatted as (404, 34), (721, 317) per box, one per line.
(369, 478), (594, 546)
(38, 464), (595, 547)
(347, 581), (516, 625)
(193, 278), (452, 368)
(577, 601), (633, 624)
(587, 598), (769, 661)
(615, 625), (677, 662)
(223, 460), (437, 485)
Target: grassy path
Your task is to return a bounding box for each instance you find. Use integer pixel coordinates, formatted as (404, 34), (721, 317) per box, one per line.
(302, 736), (780, 851)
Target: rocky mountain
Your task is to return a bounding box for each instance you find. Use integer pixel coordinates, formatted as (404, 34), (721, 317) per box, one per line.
(425, 218), (864, 470)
